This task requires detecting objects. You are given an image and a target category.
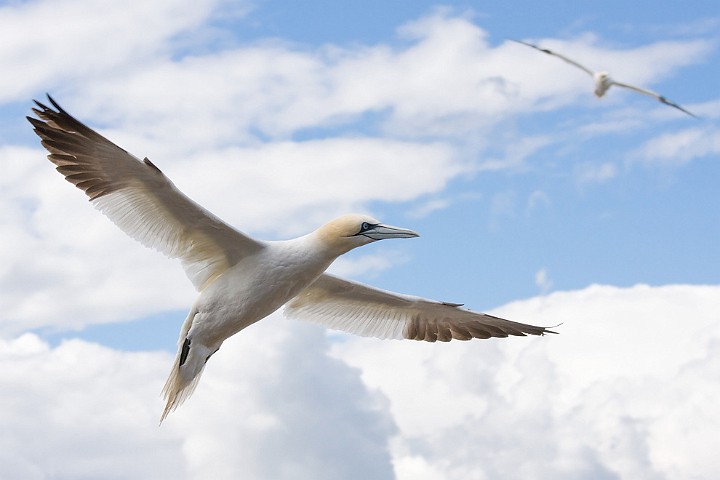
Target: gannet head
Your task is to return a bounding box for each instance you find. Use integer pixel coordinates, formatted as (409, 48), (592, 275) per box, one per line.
(315, 214), (419, 256)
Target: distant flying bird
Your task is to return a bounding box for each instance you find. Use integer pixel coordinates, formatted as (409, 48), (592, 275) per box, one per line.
(512, 39), (697, 118)
(28, 96), (556, 422)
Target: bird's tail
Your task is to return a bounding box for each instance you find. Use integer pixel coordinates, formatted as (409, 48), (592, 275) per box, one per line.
(159, 338), (215, 424)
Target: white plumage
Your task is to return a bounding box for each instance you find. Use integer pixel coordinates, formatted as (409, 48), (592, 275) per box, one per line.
(28, 96), (556, 423)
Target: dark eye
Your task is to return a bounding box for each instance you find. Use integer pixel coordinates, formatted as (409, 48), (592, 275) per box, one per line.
(361, 222), (370, 231)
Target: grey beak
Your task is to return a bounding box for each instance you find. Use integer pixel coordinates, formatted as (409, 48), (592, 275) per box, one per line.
(362, 224), (420, 241)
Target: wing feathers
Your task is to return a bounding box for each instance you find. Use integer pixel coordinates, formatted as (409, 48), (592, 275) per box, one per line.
(29, 95), (265, 290)
(611, 81), (697, 117)
(512, 39), (594, 76)
(285, 274), (557, 342)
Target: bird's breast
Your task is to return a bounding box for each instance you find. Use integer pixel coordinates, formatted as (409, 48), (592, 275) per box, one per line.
(193, 246), (332, 341)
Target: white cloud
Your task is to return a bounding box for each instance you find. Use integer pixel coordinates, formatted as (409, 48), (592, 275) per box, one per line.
(574, 161), (617, 184)
(576, 115), (649, 136)
(633, 125), (720, 167)
(0, 0), (237, 102)
(489, 190), (517, 226)
(328, 249), (410, 280)
(5, 283), (717, 479)
(12, 5), (709, 145)
(407, 198), (453, 219)
(172, 139), (464, 236)
(332, 283), (720, 479)
(0, 316), (396, 480)
(60, 8), (531, 143)
(475, 135), (554, 172)
(534, 268), (553, 292)
(0, 333), (185, 479)
(526, 190), (550, 210)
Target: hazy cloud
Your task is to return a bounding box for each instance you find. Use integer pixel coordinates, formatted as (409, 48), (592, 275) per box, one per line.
(574, 161), (617, 184)
(534, 268), (553, 292)
(634, 125), (720, 167)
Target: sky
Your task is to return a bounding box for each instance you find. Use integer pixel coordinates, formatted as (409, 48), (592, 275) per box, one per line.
(1, 0), (719, 478)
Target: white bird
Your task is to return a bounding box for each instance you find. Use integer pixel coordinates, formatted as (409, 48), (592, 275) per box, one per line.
(512, 39), (697, 118)
(28, 95), (556, 423)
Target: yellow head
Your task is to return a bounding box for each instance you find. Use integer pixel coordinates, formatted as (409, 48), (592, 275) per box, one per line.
(314, 214), (419, 256)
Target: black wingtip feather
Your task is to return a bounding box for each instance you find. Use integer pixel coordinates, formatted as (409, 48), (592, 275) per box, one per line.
(46, 93), (65, 113)
(26, 115), (42, 128)
(542, 322), (562, 335)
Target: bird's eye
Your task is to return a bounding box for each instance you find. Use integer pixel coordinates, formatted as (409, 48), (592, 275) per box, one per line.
(361, 222), (370, 231)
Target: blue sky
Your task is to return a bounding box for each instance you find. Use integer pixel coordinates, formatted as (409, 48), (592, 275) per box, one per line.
(1, 1), (720, 478)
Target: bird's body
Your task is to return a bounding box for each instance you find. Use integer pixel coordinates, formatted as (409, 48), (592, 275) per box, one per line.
(593, 72), (613, 98)
(28, 96), (556, 423)
(512, 39), (697, 117)
(163, 233), (338, 417)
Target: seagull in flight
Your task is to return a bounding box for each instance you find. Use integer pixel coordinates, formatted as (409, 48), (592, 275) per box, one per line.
(512, 39), (697, 117)
(28, 95), (556, 422)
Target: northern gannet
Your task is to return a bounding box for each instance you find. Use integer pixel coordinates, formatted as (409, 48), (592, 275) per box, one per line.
(512, 39), (697, 118)
(28, 96), (556, 422)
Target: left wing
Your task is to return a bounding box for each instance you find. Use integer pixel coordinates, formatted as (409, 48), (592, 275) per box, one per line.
(610, 80), (697, 117)
(285, 274), (556, 342)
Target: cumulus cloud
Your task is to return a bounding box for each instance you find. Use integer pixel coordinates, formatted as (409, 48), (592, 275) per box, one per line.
(0, 316), (396, 480)
(10, 4), (710, 145)
(0, 333), (184, 479)
(3, 284), (717, 479)
(171, 138), (464, 235)
(0, 0), (239, 102)
(333, 283), (720, 480)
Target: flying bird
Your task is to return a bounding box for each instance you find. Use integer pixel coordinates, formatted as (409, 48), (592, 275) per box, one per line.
(512, 39), (697, 117)
(28, 95), (556, 422)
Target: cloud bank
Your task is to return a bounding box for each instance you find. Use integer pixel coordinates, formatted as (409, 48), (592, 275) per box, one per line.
(2, 284), (719, 479)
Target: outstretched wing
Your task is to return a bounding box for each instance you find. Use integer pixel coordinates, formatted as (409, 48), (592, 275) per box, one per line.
(28, 95), (265, 291)
(610, 80), (697, 118)
(285, 274), (556, 342)
(512, 39), (595, 76)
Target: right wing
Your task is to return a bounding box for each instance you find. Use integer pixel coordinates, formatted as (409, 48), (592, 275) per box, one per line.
(28, 95), (265, 291)
(285, 274), (556, 342)
(512, 39), (595, 76)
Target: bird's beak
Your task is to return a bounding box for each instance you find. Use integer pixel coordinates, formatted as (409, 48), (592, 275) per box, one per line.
(362, 223), (420, 240)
